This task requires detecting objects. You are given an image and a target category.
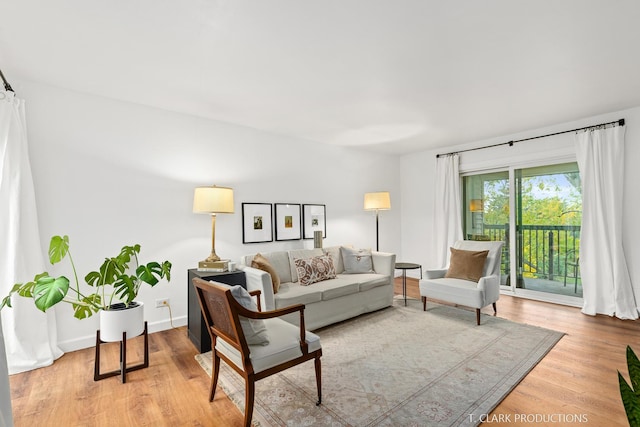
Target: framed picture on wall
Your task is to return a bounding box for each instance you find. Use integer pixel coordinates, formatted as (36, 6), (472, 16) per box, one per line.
(302, 204), (326, 239)
(242, 203), (273, 243)
(275, 203), (301, 241)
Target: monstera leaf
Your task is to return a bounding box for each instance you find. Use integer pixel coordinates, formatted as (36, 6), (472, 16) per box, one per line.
(33, 275), (70, 312)
(619, 346), (640, 427)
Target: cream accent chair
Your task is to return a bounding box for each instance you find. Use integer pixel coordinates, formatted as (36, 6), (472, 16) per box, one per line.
(419, 240), (505, 325)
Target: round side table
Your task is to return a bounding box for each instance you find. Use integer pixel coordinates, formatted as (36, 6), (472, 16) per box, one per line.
(394, 262), (422, 306)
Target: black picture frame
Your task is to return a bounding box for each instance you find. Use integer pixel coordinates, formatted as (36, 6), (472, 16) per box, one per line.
(302, 204), (326, 239)
(242, 203), (273, 243)
(274, 203), (302, 241)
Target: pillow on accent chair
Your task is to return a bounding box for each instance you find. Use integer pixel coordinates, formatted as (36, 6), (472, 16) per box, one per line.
(222, 284), (270, 346)
(444, 247), (489, 283)
(252, 252), (281, 294)
(341, 246), (374, 274)
(294, 254), (336, 286)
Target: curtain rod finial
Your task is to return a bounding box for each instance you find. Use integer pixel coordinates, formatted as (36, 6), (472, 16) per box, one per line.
(619, 119), (625, 126)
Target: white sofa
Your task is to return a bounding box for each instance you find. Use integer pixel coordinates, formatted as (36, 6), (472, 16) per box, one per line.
(238, 247), (396, 330)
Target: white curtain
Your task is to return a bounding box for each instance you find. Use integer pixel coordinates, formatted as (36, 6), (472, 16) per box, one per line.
(575, 125), (638, 319)
(433, 154), (463, 267)
(0, 90), (63, 374)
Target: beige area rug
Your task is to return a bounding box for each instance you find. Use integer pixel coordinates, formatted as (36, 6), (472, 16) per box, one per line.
(195, 299), (564, 426)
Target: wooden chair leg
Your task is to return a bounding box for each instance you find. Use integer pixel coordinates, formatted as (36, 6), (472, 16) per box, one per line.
(422, 296), (426, 311)
(210, 353), (220, 402)
(492, 302), (497, 314)
(476, 309), (481, 325)
(315, 356), (322, 406)
(244, 379), (255, 427)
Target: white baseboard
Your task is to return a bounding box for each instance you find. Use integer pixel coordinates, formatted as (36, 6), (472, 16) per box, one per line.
(57, 315), (188, 353)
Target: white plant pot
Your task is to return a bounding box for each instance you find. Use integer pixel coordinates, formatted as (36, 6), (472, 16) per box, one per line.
(99, 301), (145, 343)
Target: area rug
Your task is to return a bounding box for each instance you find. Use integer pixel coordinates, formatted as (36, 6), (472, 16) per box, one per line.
(195, 300), (564, 426)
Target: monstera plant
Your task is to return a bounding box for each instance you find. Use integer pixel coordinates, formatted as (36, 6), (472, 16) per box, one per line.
(1, 235), (172, 319)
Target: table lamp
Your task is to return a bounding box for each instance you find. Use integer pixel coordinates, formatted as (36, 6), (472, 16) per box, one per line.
(193, 185), (234, 268)
(364, 191), (391, 251)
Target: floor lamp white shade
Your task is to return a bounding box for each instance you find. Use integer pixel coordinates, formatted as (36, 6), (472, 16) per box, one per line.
(364, 191), (391, 251)
(193, 185), (234, 262)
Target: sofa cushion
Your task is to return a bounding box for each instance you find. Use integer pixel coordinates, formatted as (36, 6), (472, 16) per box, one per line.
(294, 254), (336, 286)
(341, 247), (374, 274)
(309, 277), (360, 301)
(445, 247), (489, 282)
(252, 252), (281, 294)
(343, 273), (390, 292)
(288, 248), (324, 282)
(322, 246), (345, 274)
(274, 282), (323, 308)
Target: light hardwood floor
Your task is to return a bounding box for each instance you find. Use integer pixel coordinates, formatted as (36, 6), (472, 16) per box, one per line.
(9, 278), (639, 426)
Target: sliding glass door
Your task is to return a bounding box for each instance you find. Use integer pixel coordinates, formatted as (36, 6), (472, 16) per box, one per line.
(463, 162), (582, 303)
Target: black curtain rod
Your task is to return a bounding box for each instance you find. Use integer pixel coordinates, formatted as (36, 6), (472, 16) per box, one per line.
(0, 68), (14, 92)
(436, 118), (625, 158)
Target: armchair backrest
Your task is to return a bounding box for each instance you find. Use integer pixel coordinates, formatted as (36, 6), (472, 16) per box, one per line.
(453, 240), (504, 277)
(192, 278), (251, 359)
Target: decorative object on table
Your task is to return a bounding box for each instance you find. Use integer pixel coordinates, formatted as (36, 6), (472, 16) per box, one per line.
(302, 204), (326, 239)
(274, 203), (301, 241)
(241, 202), (273, 244)
(0, 235), (172, 382)
(364, 191), (391, 251)
(313, 230), (323, 248)
(195, 302), (563, 427)
(618, 345), (640, 425)
(193, 185), (234, 268)
(192, 278), (322, 427)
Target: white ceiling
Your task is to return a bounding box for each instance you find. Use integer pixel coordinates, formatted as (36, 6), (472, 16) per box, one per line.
(2, 0), (640, 155)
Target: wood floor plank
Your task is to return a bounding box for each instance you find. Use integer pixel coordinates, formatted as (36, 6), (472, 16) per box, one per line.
(8, 277), (639, 426)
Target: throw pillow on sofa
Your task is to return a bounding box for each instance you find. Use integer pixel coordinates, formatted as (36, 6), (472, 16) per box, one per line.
(294, 254), (337, 286)
(212, 283), (270, 346)
(341, 246), (374, 274)
(252, 252), (281, 293)
(444, 247), (489, 282)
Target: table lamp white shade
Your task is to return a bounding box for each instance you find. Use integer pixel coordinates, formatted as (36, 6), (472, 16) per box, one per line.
(364, 191), (391, 211)
(364, 191), (390, 251)
(193, 186), (234, 263)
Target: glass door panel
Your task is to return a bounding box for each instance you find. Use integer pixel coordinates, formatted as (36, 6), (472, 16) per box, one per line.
(514, 163), (582, 297)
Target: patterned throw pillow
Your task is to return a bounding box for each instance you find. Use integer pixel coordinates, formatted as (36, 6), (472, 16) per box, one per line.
(294, 254), (337, 286)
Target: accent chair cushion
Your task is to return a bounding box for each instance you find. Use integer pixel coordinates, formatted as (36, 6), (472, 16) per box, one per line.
(252, 252), (281, 294)
(341, 247), (374, 274)
(444, 247), (489, 283)
(294, 254), (337, 286)
(228, 285), (270, 346)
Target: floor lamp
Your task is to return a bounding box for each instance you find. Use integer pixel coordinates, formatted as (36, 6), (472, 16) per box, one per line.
(193, 185), (234, 268)
(364, 191), (391, 251)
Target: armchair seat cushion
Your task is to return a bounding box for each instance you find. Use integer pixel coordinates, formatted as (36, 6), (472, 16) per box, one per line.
(420, 278), (483, 308)
(216, 318), (321, 374)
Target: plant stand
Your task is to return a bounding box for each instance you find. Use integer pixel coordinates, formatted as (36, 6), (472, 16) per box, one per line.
(94, 321), (149, 383)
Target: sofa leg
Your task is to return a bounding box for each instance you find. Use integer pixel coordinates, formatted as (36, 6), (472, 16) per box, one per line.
(422, 296), (426, 311)
(476, 309), (480, 325)
(492, 302), (497, 314)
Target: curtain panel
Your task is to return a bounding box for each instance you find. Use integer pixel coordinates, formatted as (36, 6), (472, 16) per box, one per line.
(0, 90), (63, 373)
(433, 154), (463, 268)
(575, 125), (638, 319)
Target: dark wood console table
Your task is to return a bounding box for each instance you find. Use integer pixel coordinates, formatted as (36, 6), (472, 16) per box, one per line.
(187, 269), (246, 353)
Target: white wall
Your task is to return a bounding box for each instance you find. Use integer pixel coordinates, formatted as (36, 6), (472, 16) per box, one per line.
(16, 80), (402, 351)
(401, 106), (640, 300)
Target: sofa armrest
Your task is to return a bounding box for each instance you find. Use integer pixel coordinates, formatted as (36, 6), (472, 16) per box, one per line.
(372, 251), (396, 286)
(237, 265), (275, 311)
(477, 274), (500, 305)
(425, 269), (447, 279)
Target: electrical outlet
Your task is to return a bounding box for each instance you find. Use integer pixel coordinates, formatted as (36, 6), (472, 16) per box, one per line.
(155, 298), (170, 308)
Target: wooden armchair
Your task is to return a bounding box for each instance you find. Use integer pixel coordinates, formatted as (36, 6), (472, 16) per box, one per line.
(192, 278), (322, 427)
